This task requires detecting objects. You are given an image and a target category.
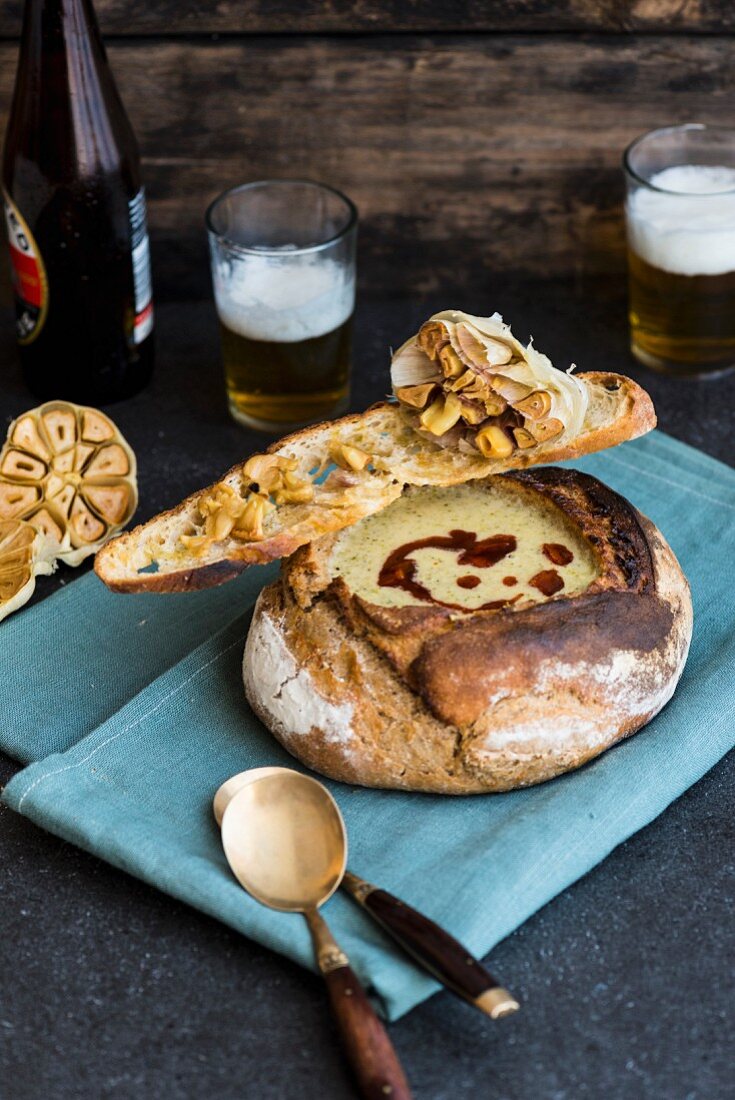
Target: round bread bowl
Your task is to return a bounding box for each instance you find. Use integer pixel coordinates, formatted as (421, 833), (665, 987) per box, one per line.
(243, 468), (692, 794)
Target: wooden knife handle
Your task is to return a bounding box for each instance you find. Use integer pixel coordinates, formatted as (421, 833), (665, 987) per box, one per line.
(342, 872), (519, 1019)
(306, 908), (413, 1100)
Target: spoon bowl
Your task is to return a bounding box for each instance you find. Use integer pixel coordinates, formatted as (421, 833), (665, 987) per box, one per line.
(221, 771), (347, 912)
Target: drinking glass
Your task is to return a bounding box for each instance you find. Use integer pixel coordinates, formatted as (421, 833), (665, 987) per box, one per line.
(207, 179), (357, 429)
(624, 124), (735, 377)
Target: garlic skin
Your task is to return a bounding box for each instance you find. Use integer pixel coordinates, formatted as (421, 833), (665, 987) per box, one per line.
(390, 310), (589, 453)
(390, 341), (442, 388)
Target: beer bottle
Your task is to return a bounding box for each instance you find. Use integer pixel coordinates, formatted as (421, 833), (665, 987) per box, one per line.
(2, 0), (154, 403)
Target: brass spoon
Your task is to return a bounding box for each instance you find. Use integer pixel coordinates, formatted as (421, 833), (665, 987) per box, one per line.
(220, 771), (413, 1100)
(215, 769), (519, 1020)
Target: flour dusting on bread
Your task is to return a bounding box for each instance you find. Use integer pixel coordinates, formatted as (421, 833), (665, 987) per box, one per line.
(244, 599), (356, 749)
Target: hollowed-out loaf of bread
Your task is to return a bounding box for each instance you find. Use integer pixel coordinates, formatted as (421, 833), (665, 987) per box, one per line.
(243, 468), (692, 794)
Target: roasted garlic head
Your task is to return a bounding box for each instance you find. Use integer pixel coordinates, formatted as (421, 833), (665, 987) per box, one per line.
(0, 400), (138, 567)
(391, 310), (588, 458)
(0, 518), (55, 623)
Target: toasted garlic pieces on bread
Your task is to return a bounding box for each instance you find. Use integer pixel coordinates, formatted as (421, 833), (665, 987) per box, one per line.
(95, 308), (655, 593)
(177, 439), (379, 559)
(392, 310), (588, 458)
(0, 400), (138, 566)
(181, 453), (315, 554)
(0, 518), (55, 622)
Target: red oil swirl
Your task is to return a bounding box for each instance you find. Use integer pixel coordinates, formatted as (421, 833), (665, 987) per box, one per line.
(529, 569), (565, 596)
(379, 529), (518, 612)
(542, 542), (574, 566)
(502, 576), (517, 587)
(457, 575), (481, 590)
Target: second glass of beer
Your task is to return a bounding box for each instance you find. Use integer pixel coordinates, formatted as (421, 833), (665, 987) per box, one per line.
(207, 179), (357, 430)
(625, 124), (735, 377)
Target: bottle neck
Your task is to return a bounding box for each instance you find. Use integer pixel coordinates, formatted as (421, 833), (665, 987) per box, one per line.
(11, 0), (136, 179)
(19, 0), (106, 73)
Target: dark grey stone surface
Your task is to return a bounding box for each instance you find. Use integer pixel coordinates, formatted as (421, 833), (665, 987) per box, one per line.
(1, 283), (733, 1099)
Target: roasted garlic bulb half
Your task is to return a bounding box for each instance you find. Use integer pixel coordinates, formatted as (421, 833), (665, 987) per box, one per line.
(0, 400), (138, 567)
(391, 310), (589, 459)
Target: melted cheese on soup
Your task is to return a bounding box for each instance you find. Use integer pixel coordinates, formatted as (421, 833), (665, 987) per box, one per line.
(329, 483), (599, 611)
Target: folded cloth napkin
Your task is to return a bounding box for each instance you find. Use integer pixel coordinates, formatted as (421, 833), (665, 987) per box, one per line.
(0, 568), (273, 765)
(2, 431), (734, 1021)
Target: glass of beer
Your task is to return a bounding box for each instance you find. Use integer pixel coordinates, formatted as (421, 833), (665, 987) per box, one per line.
(207, 179), (357, 429)
(624, 124), (735, 377)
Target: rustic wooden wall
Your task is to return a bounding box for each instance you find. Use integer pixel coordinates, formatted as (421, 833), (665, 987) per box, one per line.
(1, 2), (734, 299)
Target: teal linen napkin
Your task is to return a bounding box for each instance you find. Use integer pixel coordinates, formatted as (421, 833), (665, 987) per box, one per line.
(0, 565), (278, 764)
(3, 431), (735, 1021)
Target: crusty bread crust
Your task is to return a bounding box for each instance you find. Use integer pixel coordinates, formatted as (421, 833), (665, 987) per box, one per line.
(95, 373), (655, 594)
(243, 470), (692, 794)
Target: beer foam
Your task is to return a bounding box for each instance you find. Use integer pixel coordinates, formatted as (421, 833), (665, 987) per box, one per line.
(214, 253), (354, 343)
(627, 165), (735, 276)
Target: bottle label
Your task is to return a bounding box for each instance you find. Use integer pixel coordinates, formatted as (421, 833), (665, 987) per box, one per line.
(2, 189), (49, 345)
(128, 189), (153, 344)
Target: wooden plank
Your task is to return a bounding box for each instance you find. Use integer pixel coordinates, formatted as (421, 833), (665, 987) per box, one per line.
(1, 1), (734, 38)
(1, 34), (734, 297)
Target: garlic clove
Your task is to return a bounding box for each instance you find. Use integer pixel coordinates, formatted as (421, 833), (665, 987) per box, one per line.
(0, 482), (40, 518)
(417, 321), (450, 361)
(70, 495), (106, 544)
(81, 410), (115, 443)
(529, 417), (564, 442)
(419, 393), (463, 436)
(394, 383), (436, 409)
(1, 449), (47, 481)
(516, 390), (552, 421)
(85, 443), (131, 478)
(41, 407), (77, 454)
(438, 344), (465, 379)
(11, 415), (50, 461)
(475, 425), (516, 459)
(329, 441), (371, 472)
(512, 427), (537, 450)
(83, 485), (133, 526)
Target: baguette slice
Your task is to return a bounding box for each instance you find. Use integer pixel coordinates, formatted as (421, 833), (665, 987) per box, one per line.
(95, 372), (654, 593)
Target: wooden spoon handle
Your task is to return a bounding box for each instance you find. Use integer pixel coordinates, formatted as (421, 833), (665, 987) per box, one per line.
(342, 872), (519, 1020)
(305, 908), (413, 1100)
(323, 964), (413, 1100)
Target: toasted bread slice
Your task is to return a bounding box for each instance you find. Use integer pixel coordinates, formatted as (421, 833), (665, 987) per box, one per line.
(95, 371), (654, 594)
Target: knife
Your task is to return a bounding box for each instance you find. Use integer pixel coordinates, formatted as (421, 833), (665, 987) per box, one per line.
(341, 871), (519, 1019)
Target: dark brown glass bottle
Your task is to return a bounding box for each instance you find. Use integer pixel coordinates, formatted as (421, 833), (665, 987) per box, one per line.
(2, 0), (154, 403)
